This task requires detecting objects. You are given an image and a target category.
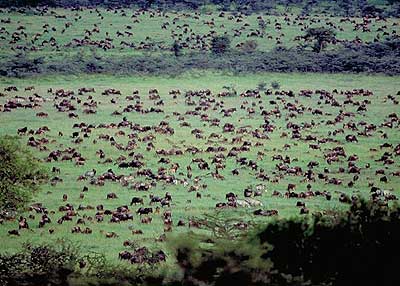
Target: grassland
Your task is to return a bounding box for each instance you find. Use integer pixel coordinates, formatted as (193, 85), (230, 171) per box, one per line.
(0, 7), (399, 61)
(0, 4), (399, 279)
(0, 71), (399, 267)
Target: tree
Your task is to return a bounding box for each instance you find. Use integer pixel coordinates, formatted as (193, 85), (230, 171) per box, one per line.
(172, 41), (182, 57)
(0, 136), (48, 211)
(303, 27), (336, 53)
(258, 18), (267, 36)
(211, 35), (231, 54)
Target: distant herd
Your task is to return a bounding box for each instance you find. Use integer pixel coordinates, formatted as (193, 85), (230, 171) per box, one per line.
(0, 6), (398, 55)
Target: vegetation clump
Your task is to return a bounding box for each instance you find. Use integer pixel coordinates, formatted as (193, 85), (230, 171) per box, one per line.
(303, 27), (337, 53)
(211, 35), (231, 54)
(0, 136), (48, 211)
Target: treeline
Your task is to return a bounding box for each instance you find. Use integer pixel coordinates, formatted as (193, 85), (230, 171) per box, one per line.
(1, 38), (399, 77)
(1, 198), (400, 286)
(1, 0), (399, 16)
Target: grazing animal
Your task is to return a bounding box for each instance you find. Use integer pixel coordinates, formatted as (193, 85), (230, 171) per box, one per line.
(130, 197), (144, 205)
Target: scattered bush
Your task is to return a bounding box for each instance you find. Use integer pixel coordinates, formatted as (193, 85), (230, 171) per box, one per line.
(2, 39), (399, 77)
(0, 240), (80, 286)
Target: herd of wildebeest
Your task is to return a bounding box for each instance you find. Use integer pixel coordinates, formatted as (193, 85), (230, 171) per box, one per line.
(1, 78), (399, 264)
(0, 6), (399, 266)
(0, 6), (399, 56)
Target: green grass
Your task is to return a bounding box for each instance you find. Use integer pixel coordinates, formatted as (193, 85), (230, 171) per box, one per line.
(0, 71), (399, 268)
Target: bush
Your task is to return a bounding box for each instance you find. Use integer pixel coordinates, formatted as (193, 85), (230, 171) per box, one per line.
(1, 199), (400, 285)
(257, 81), (267, 91)
(0, 240), (80, 286)
(0, 53), (43, 78)
(0, 136), (48, 211)
(271, 80), (280, 89)
(211, 35), (231, 54)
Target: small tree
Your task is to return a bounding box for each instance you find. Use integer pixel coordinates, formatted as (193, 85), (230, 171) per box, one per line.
(211, 35), (231, 54)
(258, 18), (267, 36)
(172, 41), (182, 57)
(0, 136), (47, 211)
(303, 27), (336, 53)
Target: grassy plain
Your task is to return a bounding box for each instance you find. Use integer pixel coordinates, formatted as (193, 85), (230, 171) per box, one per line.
(0, 7), (399, 60)
(0, 71), (399, 266)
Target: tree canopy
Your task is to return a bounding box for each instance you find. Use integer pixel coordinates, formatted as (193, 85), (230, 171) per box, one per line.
(0, 136), (48, 211)
(303, 27), (337, 53)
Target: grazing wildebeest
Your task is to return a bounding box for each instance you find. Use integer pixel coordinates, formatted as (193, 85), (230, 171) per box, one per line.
(130, 197), (144, 205)
(137, 207), (153, 215)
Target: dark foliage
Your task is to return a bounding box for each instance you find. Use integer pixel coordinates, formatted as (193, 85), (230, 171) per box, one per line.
(303, 27), (337, 53)
(172, 41), (182, 57)
(0, 136), (48, 211)
(1, 38), (399, 77)
(170, 198), (400, 286)
(0, 242), (79, 286)
(211, 35), (231, 54)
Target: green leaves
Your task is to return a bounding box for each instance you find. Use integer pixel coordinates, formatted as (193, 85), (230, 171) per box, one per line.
(0, 136), (48, 211)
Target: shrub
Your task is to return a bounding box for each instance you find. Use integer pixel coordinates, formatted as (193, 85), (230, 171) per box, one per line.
(2, 199), (400, 285)
(0, 53), (43, 78)
(211, 35), (231, 54)
(0, 240), (80, 286)
(1, 39), (400, 77)
(271, 80), (280, 89)
(257, 81), (267, 91)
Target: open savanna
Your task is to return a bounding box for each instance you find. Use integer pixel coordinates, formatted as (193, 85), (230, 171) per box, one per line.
(0, 71), (399, 266)
(1, 7), (399, 60)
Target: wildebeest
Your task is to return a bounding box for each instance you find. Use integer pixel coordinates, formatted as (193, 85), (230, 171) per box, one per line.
(137, 207), (153, 215)
(130, 197), (144, 205)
